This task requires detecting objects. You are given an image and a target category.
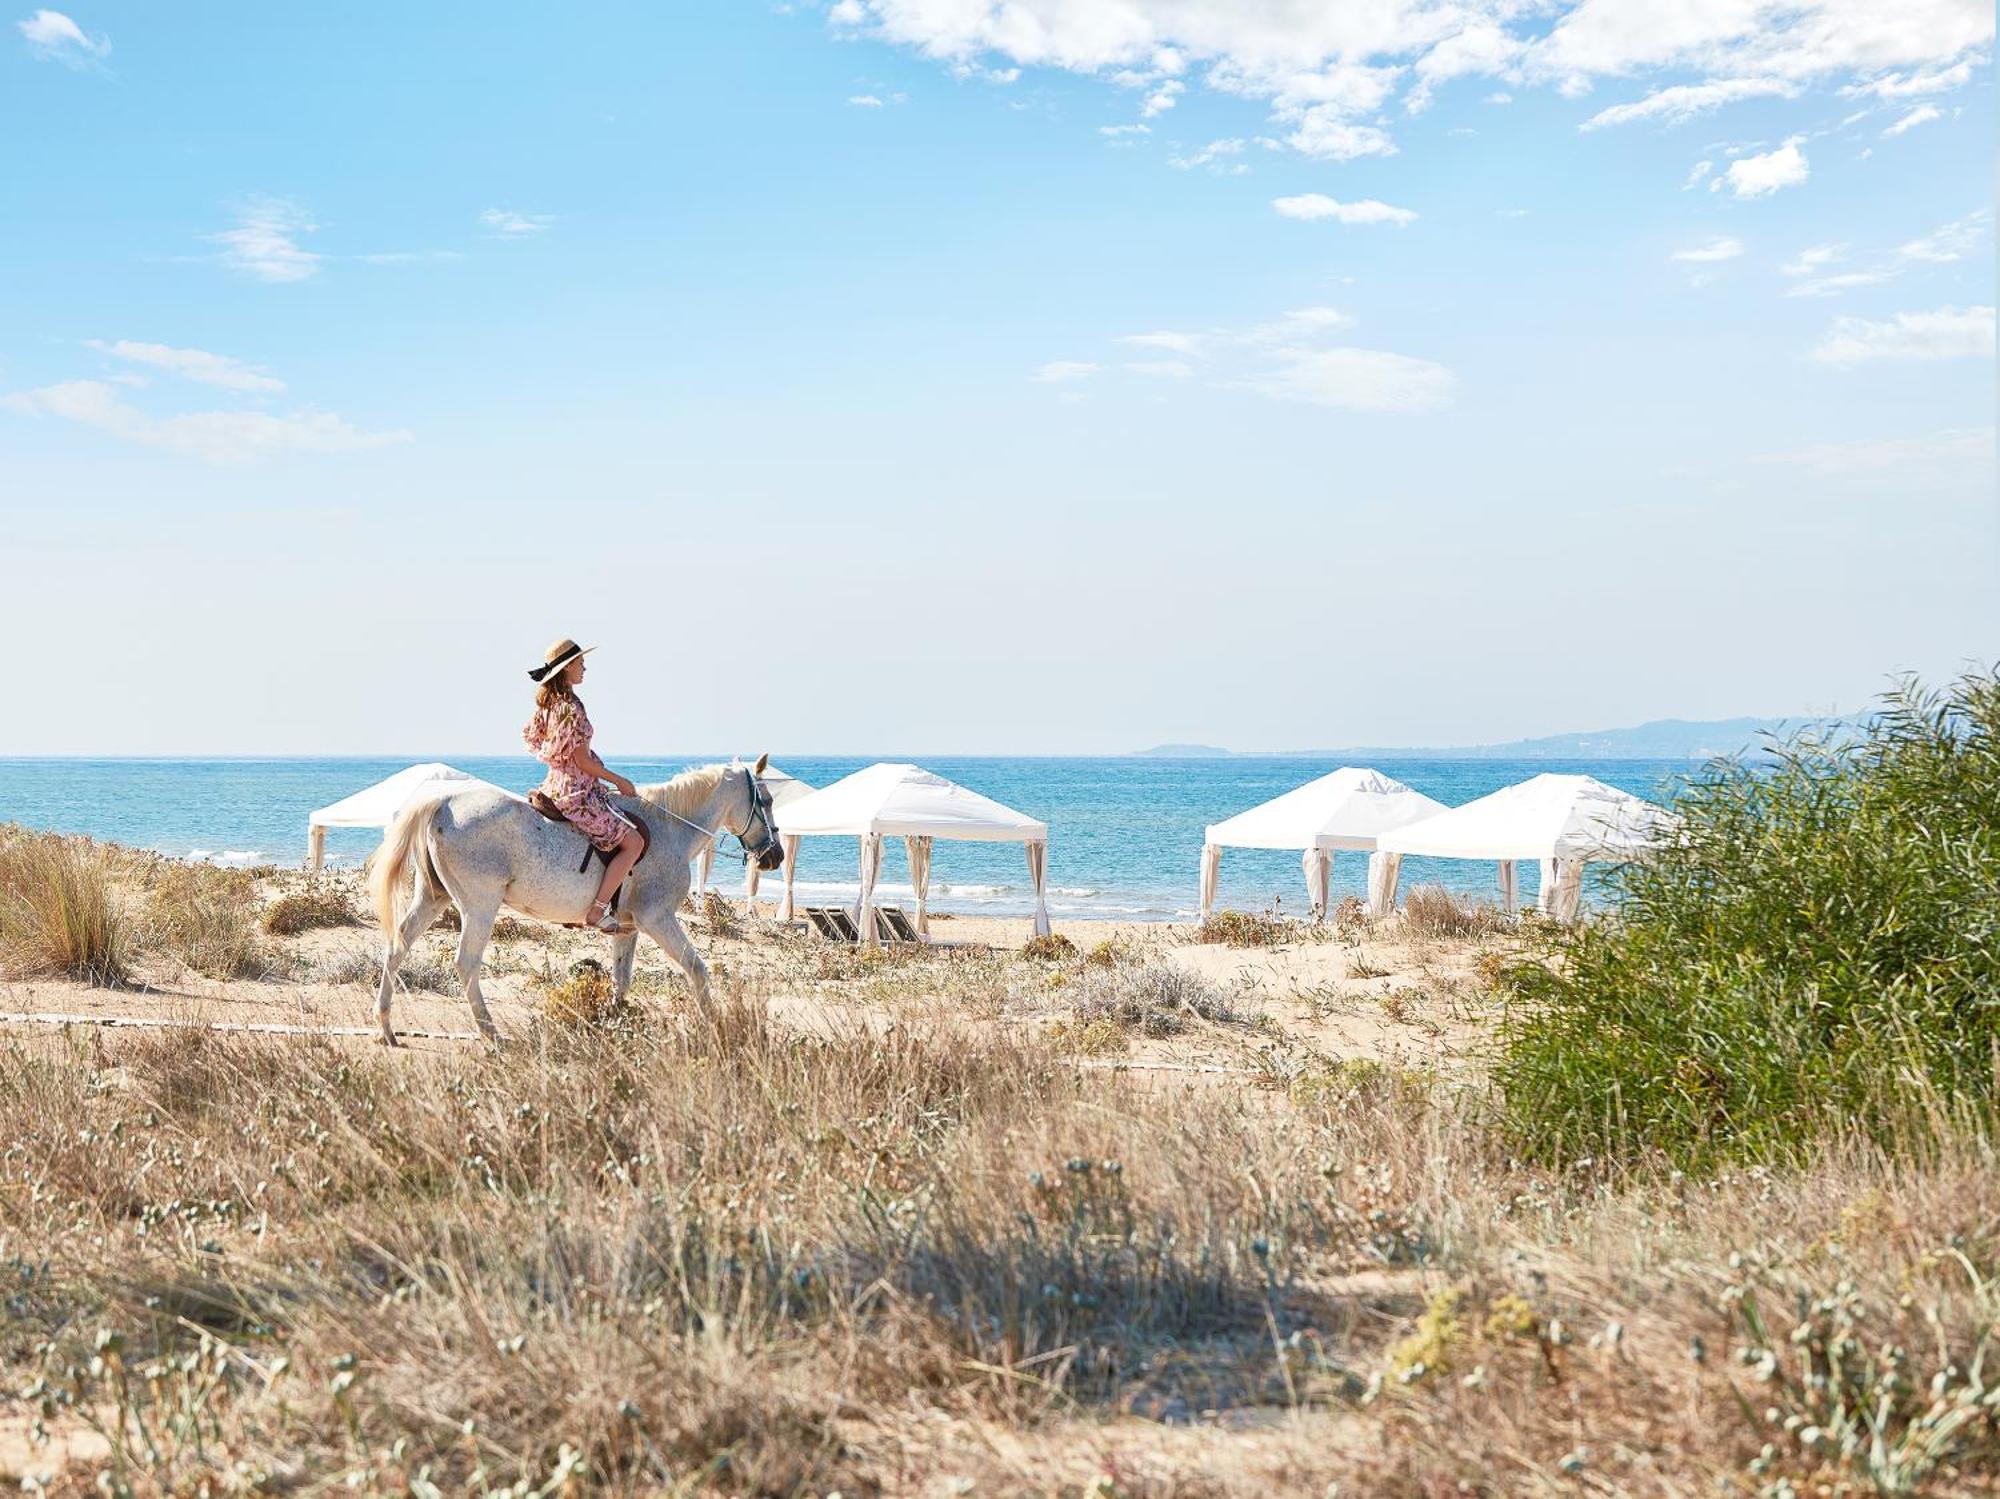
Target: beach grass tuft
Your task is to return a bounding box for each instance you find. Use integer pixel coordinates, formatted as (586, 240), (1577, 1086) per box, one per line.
(143, 862), (273, 979)
(261, 880), (359, 935)
(1194, 908), (1320, 947)
(0, 825), (132, 984)
(1402, 884), (1508, 939)
(1020, 931), (1077, 961)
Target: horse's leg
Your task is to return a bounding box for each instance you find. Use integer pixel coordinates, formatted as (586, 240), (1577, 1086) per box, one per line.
(608, 929), (639, 1008)
(377, 881), (449, 1047)
(452, 899), (504, 1045)
(635, 905), (712, 1016)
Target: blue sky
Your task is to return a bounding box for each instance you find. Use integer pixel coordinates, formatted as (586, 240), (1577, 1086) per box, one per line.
(2, 1), (1992, 756)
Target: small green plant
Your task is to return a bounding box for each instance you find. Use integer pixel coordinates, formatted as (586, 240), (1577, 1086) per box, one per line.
(1021, 931), (1077, 961)
(699, 890), (741, 938)
(540, 957), (629, 1027)
(0, 827), (131, 983)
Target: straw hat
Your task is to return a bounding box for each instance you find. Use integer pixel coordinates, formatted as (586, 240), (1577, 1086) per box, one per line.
(527, 637), (595, 684)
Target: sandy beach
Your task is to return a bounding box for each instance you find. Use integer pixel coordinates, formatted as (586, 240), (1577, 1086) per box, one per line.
(0, 870), (1496, 1081)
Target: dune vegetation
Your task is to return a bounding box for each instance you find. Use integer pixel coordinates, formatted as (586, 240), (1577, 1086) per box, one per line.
(0, 670), (1994, 1493)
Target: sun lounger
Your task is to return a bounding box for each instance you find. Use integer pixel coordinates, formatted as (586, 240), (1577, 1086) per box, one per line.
(803, 907), (850, 942)
(878, 905), (923, 943)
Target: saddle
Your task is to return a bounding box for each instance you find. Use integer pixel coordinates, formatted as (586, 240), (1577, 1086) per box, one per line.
(528, 791), (651, 926)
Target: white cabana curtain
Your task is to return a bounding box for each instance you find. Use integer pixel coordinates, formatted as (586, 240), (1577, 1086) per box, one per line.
(1367, 851), (1402, 919)
(905, 835), (933, 935)
(1024, 839), (1051, 937)
(778, 833), (802, 920)
(1497, 859), (1519, 914)
(1302, 848), (1331, 922)
(1198, 843), (1222, 922)
(1539, 857), (1585, 922)
(855, 833), (884, 945)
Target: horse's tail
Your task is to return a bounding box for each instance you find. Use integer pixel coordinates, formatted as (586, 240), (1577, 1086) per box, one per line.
(366, 795), (446, 940)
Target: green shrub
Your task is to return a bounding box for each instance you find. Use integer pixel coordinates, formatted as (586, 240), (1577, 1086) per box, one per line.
(1194, 909), (1314, 947)
(1021, 932), (1077, 961)
(0, 827), (131, 984)
(1495, 669), (2000, 1167)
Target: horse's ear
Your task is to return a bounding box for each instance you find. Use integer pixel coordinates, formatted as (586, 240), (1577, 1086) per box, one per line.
(753, 752), (770, 776)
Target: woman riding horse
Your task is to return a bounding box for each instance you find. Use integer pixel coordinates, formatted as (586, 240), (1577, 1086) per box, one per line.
(523, 638), (645, 930)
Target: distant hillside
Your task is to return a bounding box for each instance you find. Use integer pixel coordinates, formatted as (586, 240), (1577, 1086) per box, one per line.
(1136, 715), (1842, 761)
(1132, 743), (1233, 758)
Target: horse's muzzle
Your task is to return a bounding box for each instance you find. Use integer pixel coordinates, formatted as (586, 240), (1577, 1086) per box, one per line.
(756, 843), (784, 872)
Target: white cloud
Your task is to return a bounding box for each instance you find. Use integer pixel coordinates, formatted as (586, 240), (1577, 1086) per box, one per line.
(1125, 359), (1194, 377)
(1284, 111), (1395, 161)
(1580, 77), (1796, 131)
(1119, 330), (1203, 355)
(210, 198), (321, 283)
(847, 93), (885, 106)
(1242, 345), (1455, 413)
(1809, 304), (1995, 364)
(2, 379), (409, 465)
(1882, 102), (1942, 135)
(1484, 91), (1513, 104)
(1272, 192), (1417, 226)
(1782, 212), (1990, 294)
(1754, 426), (1995, 472)
(481, 208), (553, 238)
(1672, 236), (1744, 262)
(1683, 159), (1715, 188)
(820, 0), (1990, 167)
(1031, 360), (1099, 383)
(1168, 137), (1247, 171)
(1141, 79), (1184, 115)
(1843, 61), (1977, 98)
(1900, 210), (1989, 262)
(1099, 123), (1151, 141)
(85, 340), (285, 393)
(1250, 305), (1356, 341)
(1717, 137), (1808, 198)
(17, 8), (105, 62)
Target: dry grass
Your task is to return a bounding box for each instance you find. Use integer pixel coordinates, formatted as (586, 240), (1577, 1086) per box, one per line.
(0, 827), (131, 984)
(1063, 957), (1242, 1038)
(141, 862), (273, 979)
(698, 890), (741, 939)
(1020, 931), (1077, 961)
(261, 881), (359, 935)
(0, 1007), (1990, 1495)
(1194, 908), (1325, 948)
(1402, 884), (1509, 939)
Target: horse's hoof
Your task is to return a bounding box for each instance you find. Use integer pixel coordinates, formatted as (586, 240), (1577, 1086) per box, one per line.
(378, 1033), (400, 1048)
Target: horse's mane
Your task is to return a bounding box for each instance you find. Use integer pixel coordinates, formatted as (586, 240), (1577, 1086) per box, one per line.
(637, 763), (732, 819)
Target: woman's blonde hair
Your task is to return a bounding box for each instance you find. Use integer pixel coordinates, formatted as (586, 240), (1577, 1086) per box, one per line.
(535, 677), (575, 712)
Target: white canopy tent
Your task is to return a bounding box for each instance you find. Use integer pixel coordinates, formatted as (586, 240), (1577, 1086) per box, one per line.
(1375, 772), (1669, 920)
(1199, 768), (1448, 922)
(689, 765), (816, 915)
(773, 762), (1051, 941)
(305, 763), (511, 868)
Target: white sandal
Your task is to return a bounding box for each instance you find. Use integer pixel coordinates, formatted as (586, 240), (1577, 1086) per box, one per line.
(588, 899), (621, 933)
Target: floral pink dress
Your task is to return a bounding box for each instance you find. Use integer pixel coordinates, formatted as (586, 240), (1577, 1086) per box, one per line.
(523, 693), (632, 851)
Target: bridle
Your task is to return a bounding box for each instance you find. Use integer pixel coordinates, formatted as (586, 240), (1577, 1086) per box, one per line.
(736, 772), (780, 862)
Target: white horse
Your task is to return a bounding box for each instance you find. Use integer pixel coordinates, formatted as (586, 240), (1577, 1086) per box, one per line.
(364, 755), (781, 1046)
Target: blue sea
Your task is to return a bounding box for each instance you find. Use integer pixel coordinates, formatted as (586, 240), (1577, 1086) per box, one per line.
(0, 757), (1692, 921)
